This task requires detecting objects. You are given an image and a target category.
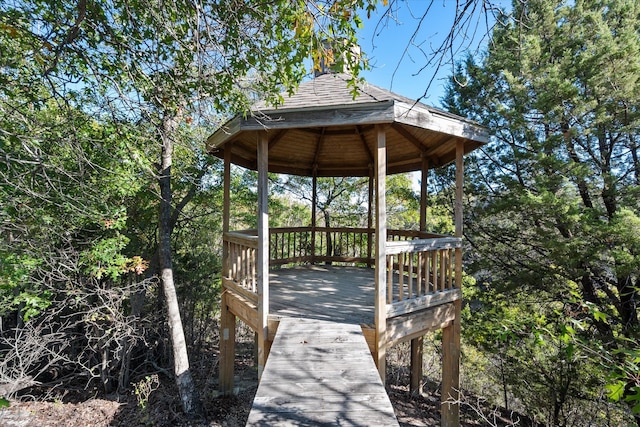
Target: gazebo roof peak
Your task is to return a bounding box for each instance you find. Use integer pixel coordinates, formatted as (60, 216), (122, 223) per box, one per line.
(207, 73), (488, 177)
(253, 73), (410, 112)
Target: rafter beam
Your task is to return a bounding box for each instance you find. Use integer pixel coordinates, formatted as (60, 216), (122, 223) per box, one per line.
(312, 127), (326, 169)
(356, 125), (374, 164)
(268, 129), (288, 150)
(391, 122), (426, 152)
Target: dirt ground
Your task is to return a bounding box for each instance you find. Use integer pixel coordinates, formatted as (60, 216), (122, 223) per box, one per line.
(0, 386), (509, 427)
(0, 329), (524, 427)
(0, 372), (523, 426)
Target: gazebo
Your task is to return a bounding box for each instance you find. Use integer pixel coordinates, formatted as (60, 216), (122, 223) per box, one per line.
(207, 72), (488, 426)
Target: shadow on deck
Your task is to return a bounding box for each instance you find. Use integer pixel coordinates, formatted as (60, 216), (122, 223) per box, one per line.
(269, 265), (376, 324)
(247, 318), (399, 426)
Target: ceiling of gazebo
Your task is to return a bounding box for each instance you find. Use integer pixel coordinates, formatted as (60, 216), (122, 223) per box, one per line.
(206, 73), (489, 177)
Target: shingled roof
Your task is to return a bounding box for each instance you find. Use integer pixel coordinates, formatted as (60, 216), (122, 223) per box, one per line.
(252, 73), (415, 111)
(207, 73), (488, 177)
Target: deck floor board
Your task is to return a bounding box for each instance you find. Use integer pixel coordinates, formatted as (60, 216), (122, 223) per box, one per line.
(246, 317), (399, 426)
(269, 265), (376, 324)
(269, 264), (428, 325)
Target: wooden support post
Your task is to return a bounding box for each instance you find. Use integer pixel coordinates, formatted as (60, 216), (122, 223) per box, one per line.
(442, 140), (463, 427)
(311, 173), (317, 263)
(374, 125), (387, 382)
(410, 336), (424, 395)
(367, 170), (374, 267)
(411, 154), (429, 395)
(419, 155), (429, 233)
(220, 145), (236, 395)
(223, 145), (231, 235)
(257, 132), (270, 379)
(219, 293), (236, 395)
(454, 142), (464, 240)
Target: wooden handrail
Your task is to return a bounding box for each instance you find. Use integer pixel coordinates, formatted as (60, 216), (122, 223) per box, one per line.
(387, 229), (450, 239)
(224, 231), (258, 248)
(223, 232), (258, 299)
(386, 237), (461, 255)
(222, 227), (462, 316)
(385, 237), (459, 316)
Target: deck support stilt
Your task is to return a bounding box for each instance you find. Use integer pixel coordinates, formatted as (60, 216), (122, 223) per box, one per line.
(219, 294), (236, 395)
(442, 140), (464, 426)
(411, 154), (429, 396)
(441, 301), (461, 426)
(410, 336), (424, 395)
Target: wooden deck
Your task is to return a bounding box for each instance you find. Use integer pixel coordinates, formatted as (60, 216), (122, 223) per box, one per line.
(269, 265), (376, 325)
(247, 317), (399, 426)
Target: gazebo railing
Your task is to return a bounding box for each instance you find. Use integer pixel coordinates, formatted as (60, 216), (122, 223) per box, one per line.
(223, 231), (258, 303)
(268, 227), (372, 266)
(311, 227), (372, 265)
(387, 229), (451, 241)
(222, 228), (462, 313)
(269, 227), (314, 265)
(385, 237), (461, 318)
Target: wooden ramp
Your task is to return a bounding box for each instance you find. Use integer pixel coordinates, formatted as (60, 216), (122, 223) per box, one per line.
(247, 318), (399, 426)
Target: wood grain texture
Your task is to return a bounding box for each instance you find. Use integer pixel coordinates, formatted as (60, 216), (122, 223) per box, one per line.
(268, 265), (375, 324)
(257, 132), (270, 378)
(246, 318), (399, 427)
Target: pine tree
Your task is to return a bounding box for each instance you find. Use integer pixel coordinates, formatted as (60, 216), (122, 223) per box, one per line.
(443, 0), (640, 423)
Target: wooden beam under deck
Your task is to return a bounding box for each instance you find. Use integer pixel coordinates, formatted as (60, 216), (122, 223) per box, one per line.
(224, 289), (258, 332)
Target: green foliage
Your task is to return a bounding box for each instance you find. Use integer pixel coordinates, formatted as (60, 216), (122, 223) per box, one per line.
(0, 0), (393, 418)
(386, 174), (420, 230)
(134, 374), (160, 411)
(0, 253), (49, 321)
(605, 343), (640, 414)
(270, 195), (312, 228)
(444, 0), (640, 423)
(462, 283), (620, 424)
(276, 175), (370, 227)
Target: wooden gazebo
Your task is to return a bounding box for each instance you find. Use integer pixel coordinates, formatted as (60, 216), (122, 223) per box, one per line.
(207, 72), (488, 426)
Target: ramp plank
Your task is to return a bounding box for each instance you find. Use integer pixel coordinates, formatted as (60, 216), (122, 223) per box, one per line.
(247, 318), (399, 426)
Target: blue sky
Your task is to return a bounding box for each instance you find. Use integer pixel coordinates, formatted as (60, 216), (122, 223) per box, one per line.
(356, 1), (506, 108)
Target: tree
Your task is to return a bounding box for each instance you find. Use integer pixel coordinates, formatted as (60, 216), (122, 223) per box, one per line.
(369, 0), (504, 103)
(443, 0), (640, 422)
(2, 0), (380, 417)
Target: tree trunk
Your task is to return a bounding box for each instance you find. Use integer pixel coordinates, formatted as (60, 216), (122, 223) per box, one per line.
(579, 269), (613, 338)
(159, 113), (203, 418)
(617, 274), (638, 330)
(323, 210), (332, 264)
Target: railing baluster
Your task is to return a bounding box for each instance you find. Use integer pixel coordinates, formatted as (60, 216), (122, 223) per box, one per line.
(387, 255), (394, 304)
(240, 246), (246, 287)
(251, 247), (256, 292)
(431, 251), (437, 293)
(448, 248), (453, 289)
(245, 247), (251, 287)
(439, 250), (446, 291)
(408, 253), (414, 299)
(398, 253), (404, 301)
(417, 252), (423, 296)
(229, 243), (234, 277)
(226, 242), (231, 278)
(234, 244), (239, 278)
